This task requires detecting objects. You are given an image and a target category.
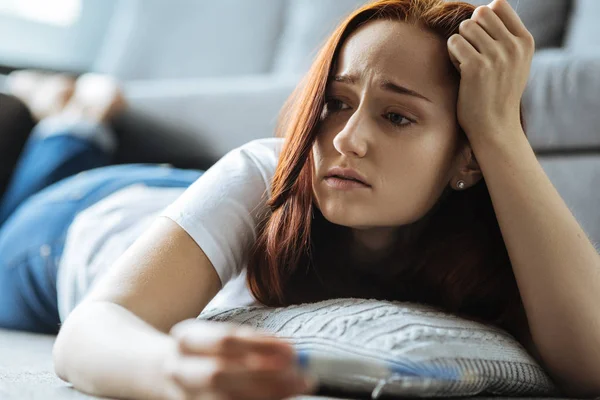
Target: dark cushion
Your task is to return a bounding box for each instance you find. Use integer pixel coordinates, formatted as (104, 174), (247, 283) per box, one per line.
(0, 95), (35, 199)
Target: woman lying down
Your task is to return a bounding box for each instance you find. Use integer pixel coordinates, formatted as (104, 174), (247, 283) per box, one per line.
(1, 0), (599, 399)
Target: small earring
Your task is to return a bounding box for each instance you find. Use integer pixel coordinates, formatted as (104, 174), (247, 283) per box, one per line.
(456, 180), (466, 189)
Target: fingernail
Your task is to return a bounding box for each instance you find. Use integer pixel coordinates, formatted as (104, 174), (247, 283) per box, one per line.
(300, 374), (318, 392)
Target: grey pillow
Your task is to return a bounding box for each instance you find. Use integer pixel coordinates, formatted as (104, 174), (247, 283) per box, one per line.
(199, 298), (559, 397)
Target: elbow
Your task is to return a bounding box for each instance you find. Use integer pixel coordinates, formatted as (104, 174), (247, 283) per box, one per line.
(51, 301), (91, 382)
(53, 349), (68, 382)
(52, 324), (70, 382)
(52, 306), (85, 383)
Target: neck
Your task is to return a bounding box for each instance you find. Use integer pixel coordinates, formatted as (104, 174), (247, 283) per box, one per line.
(348, 211), (436, 273)
(351, 227), (402, 264)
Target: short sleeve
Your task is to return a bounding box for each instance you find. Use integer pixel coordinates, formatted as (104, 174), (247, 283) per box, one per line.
(159, 138), (283, 286)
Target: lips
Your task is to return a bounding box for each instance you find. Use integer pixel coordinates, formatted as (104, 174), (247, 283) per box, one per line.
(325, 166), (370, 187)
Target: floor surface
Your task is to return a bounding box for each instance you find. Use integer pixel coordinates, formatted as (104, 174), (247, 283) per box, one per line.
(0, 328), (350, 400)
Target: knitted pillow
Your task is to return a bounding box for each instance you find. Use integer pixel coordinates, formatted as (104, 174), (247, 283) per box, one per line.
(199, 298), (559, 398)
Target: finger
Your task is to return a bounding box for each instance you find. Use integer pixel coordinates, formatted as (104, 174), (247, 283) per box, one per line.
(458, 19), (497, 56)
(172, 321), (295, 362)
(182, 330), (295, 364)
(448, 48), (461, 73)
(218, 367), (315, 400)
(191, 392), (231, 400)
(471, 5), (512, 41)
(447, 34), (480, 67)
(165, 382), (231, 400)
(191, 391), (232, 400)
(169, 357), (310, 399)
(487, 0), (530, 38)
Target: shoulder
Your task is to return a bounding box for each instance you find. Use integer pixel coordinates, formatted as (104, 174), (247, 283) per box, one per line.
(237, 137), (284, 163)
(232, 137), (285, 183)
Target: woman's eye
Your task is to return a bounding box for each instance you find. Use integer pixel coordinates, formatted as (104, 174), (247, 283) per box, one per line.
(385, 112), (413, 127)
(324, 98), (349, 113)
(322, 98), (414, 128)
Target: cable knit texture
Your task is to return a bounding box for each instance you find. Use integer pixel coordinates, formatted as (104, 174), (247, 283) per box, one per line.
(199, 298), (559, 397)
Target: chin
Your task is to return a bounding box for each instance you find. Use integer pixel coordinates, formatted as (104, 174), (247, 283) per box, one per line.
(313, 184), (381, 228)
(318, 200), (375, 228)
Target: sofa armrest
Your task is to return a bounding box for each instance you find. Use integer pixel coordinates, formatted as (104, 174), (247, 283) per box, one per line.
(538, 154), (600, 246)
(115, 73), (302, 168)
(523, 49), (600, 151)
(564, 0), (600, 52)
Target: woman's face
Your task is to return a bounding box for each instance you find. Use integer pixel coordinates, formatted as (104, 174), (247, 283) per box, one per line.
(312, 19), (479, 230)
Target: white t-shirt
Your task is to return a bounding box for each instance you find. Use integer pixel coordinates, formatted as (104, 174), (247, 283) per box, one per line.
(159, 137), (283, 297)
(57, 184), (187, 323)
(57, 137), (284, 323)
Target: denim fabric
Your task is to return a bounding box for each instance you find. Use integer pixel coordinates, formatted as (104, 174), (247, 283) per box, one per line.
(0, 119), (116, 226)
(0, 123), (202, 334)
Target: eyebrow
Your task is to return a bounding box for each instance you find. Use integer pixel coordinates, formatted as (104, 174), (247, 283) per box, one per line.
(328, 74), (432, 103)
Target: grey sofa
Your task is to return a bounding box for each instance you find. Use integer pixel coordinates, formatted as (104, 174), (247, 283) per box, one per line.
(102, 0), (599, 246)
(1, 1), (599, 399)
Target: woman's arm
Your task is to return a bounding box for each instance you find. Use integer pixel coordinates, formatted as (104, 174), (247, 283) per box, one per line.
(53, 217), (222, 399)
(471, 130), (600, 397)
(447, 2), (600, 394)
(53, 217), (312, 400)
(53, 139), (281, 399)
(53, 301), (179, 400)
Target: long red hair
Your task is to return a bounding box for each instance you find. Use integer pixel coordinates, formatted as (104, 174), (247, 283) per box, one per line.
(248, 0), (528, 336)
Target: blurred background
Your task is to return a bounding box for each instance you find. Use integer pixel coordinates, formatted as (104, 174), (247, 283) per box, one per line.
(0, 0), (598, 240)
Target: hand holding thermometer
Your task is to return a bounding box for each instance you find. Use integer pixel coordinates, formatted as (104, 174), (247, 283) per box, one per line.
(295, 349), (464, 399)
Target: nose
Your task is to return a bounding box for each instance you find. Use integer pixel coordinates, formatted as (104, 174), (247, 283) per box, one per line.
(332, 109), (368, 158)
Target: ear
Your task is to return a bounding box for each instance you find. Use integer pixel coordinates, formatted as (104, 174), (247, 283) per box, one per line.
(451, 143), (484, 190)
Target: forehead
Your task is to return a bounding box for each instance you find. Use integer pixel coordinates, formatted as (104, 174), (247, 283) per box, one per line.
(333, 19), (456, 100)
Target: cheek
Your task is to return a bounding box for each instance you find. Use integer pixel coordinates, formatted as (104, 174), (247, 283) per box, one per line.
(311, 143), (323, 204)
(312, 128), (336, 168)
(315, 117), (343, 146)
(377, 139), (453, 202)
(311, 141), (324, 173)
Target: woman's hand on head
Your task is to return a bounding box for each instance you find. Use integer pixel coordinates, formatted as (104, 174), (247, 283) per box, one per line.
(162, 319), (317, 400)
(447, 0), (535, 148)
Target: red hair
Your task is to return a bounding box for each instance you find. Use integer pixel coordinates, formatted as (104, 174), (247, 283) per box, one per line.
(248, 0), (528, 337)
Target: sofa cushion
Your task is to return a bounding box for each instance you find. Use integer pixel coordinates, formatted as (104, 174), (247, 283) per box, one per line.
(538, 154), (600, 248)
(116, 74), (302, 167)
(94, 0), (285, 80)
(199, 298), (558, 398)
(523, 49), (600, 150)
(272, 0), (369, 75)
(273, 0), (571, 76)
(564, 0), (600, 52)
(0, 95), (35, 199)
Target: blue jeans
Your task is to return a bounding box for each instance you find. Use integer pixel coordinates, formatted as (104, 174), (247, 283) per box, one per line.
(0, 118), (203, 334)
